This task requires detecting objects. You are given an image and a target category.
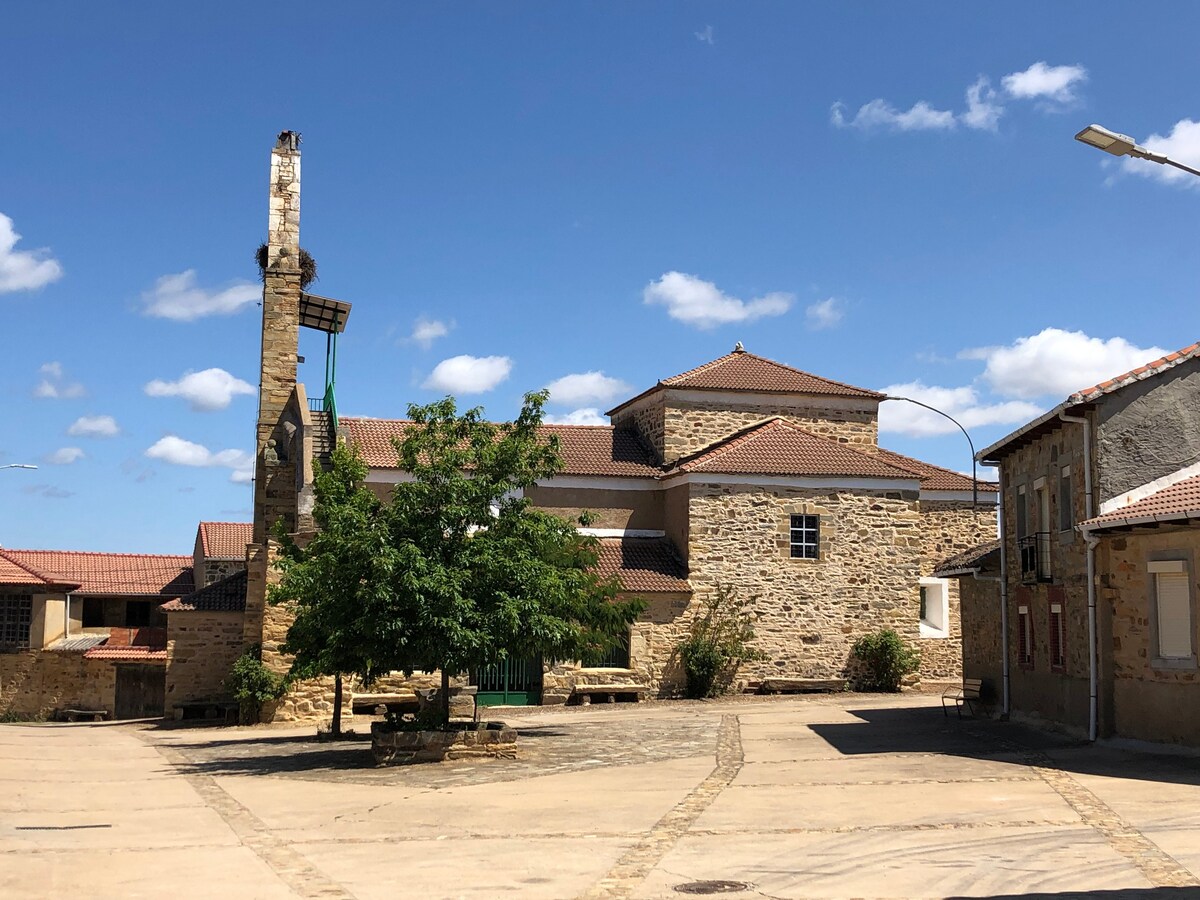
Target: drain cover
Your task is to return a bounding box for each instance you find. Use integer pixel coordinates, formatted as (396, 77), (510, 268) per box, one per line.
(673, 881), (753, 895)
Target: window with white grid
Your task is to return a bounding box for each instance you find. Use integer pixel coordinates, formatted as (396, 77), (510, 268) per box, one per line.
(789, 515), (819, 559)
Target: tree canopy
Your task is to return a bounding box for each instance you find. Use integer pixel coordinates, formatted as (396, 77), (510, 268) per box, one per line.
(270, 391), (645, 723)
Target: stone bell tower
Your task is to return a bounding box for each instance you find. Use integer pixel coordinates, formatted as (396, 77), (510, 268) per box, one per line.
(243, 131), (305, 650)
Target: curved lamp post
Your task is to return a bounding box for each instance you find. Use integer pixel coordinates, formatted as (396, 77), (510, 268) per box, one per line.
(0, 464), (37, 470)
(1075, 124), (1200, 178)
(882, 396), (978, 508)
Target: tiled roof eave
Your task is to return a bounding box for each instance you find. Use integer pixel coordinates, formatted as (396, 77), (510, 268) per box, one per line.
(1081, 509), (1200, 532)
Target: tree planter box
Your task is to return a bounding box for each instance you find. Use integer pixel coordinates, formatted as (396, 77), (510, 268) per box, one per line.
(371, 721), (517, 765)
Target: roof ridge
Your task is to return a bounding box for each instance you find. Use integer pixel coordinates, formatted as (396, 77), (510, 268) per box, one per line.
(669, 417), (787, 471)
(1068, 340), (1200, 404)
(4, 548), (192, 560)
(0, 548), (70, 586)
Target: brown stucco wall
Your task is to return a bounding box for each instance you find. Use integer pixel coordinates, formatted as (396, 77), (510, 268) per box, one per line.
(524, 484), (663, 530)
(686, 483), (922, 685)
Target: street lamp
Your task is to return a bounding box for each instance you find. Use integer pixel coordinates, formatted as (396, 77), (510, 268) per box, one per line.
(0, 464), (37, 470)
(1075, 123), (1200, 178)
(882, 396), (979, 508)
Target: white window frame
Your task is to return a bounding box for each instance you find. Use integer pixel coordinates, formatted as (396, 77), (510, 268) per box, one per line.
(789, 514), (819, 560)
(1149, 560), (1195, 663)
(918, 577), (950, 638)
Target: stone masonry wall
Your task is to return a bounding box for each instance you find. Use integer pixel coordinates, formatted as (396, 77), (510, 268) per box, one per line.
(918, 500), (999, 681)
(165, 611), (246, 714)
(957, 575), (1003, 704)
(663, 397), (878, 463)
(611, 393), (666, 464)
(687, 483), (922, 685)
(0, 651), (117, 719)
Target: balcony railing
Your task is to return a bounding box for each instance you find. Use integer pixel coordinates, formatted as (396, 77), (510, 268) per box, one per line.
(1018, 532), (1052, 584)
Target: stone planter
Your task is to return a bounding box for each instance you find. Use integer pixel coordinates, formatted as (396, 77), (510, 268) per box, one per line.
(371, 720), (517, 765)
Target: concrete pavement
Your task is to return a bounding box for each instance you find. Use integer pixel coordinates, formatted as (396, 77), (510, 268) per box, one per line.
(3, 693), (1199, 898)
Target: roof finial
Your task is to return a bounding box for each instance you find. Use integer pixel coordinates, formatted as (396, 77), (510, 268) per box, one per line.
(733, 341), (745, 353)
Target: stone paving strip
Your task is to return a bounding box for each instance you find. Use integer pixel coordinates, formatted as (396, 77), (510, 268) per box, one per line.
(580, 714), (744, 900)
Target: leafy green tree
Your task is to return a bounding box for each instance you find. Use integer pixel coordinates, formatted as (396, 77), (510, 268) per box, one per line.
(270, 441), (400, 735)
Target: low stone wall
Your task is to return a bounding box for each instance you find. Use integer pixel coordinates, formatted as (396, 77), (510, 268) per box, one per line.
(0, 650), (117, 719)
(371, 721), (517, 764)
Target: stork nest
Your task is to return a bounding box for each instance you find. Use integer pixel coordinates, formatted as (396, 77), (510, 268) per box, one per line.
(255, 242), (318, 289)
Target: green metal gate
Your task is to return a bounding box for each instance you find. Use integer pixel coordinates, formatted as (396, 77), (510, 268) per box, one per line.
(472, 656), (541, 706)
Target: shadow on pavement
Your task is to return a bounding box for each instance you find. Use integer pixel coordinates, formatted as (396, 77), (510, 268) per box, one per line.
(950, 889), (1200, 899)
(808, 705), (1200, 788)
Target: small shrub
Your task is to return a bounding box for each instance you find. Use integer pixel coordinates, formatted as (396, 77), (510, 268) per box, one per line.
(850, 630), (920, 692)
(679, 585), (765, 699)
(225, 645), (289, 724)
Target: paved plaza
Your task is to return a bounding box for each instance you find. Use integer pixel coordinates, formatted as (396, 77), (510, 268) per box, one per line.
(3, 693), (1200, 899)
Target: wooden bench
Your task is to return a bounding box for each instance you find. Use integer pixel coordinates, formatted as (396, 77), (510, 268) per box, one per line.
(942, 678), (982, 718)
(59, 709), (110, 723)
(572, 684), (649, 706)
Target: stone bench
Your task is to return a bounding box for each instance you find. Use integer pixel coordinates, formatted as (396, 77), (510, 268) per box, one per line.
(173, 700), (239, 723)
(351, 692), (420, 716)
(58, 708), (110, 723)
(572, 684), (649, 706)
(758, 678), (848, 695)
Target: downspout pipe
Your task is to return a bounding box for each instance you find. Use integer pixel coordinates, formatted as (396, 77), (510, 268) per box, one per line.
(1060, 410), (1096, 742)
(995, 466), (1010, 718)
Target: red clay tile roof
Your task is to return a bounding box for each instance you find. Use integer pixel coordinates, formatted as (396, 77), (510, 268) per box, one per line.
(198, 522), (252, 560)
(594, 537), (690, 593)
(873, 448), (999, 493)
(0, 549), (79, 588)
(933, 540), (1001, 577)
(669, 418), (918, 480)
(342, 418), (660, 478)
(0, 550), (193, 596)
(608, 349), (881, 415)
(1068, 341), (1200, 405)
(82, 627), (168, 661)
(162, 570), (248, 613)
(1082, 474), (1200, 531)
(83, 646), (168, 661)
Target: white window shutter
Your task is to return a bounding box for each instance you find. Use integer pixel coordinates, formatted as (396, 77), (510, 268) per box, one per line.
(1156, 573), (1193, 659)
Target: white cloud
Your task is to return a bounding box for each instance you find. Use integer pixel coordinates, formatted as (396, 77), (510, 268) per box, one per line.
(0, 213), (63, 294)
(141, 269), (260, 321)
(962, 77), (1003, 131)
(145, 435), (254, 483)
(962, 328), (1170, 400)
(805, 298), (844, 330)
(695, 25), (714, 45)
(144, 368), (255, 412)
(1119, 119), (1200, 188)
(545, 371), (631, 406)
(422, 355), (513, 394)
(544, 408), (608, 426)
(411, 317), (452, 349)
(644, 271), (792, 329)
(1002, 61), (1087, 105)
(33, 361), (85, 399)
(67, 415), (119, 438)
(830, 99), (956, 132)
(46, 447), (84, 465)
(878, 382), (1043, 437)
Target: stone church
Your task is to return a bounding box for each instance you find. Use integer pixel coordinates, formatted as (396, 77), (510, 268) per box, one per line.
(162, 133), (998, 720)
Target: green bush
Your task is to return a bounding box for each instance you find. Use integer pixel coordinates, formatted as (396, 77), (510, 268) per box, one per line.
(679, 585), (764, 699)
(225, 646), (289, 724)
(850, 630), (920, 692)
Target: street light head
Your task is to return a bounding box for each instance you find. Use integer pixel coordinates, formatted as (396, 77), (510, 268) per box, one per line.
(1075, 124), (1138, 157)
(0, 464), (38, 470)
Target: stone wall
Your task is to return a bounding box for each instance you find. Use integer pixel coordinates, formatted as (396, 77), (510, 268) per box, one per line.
(0, 651), (116, 719)
(200, 559), (245, 587)
(165, 611), (246, 714)
(957, 575), (1003, 704)
(610, 393), (666, 463)
(917, 500), (999, 681)
(662, 396), (878, 463)
(686, 483), (922, 685)
(1100, 526), (1200, 745)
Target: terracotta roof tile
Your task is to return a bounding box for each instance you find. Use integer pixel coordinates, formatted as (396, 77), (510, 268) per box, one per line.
(594, 537), (690, 593)
(933, 540), (1001, 577)
(162, 570), (248, 613)
(1068, 341), (1200, 405)
(0, 549), (77, 588)
(670, 419), (918, 480)
(1082, 474), (1200, 530)
(608, 349), (881, 415)
(873, 448), (999, 493)
(0, 550), (193, 596)
(198, 522), (252, 560)
(342, 418), (660, 478)
(83, 646), (167, 661)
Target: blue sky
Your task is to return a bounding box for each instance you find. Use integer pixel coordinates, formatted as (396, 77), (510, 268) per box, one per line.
(3, 4), (1199, 553)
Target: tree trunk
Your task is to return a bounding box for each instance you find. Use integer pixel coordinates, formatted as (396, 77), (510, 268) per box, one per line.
(440, 668), (451, 725)
(331, 674), (343, 737)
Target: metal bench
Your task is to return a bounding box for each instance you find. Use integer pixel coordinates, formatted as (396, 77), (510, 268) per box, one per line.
(572, 684), (648, 706)
(942, 678), (982, 718)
